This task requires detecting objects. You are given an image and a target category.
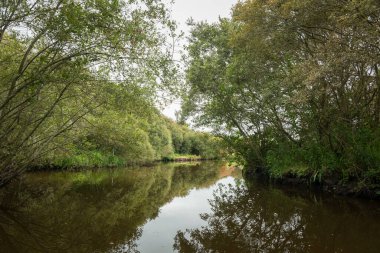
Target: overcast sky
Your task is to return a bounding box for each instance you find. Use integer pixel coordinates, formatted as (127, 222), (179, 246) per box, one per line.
(162, 0), (237, 120)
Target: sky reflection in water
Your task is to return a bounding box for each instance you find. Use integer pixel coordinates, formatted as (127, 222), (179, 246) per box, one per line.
(0, 162), (379, 253)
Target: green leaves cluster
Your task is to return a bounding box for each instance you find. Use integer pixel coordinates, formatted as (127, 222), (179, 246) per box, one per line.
(51, 95), (224, 168)
(0, 0), (211, 185)
(182, 0), (380, 189)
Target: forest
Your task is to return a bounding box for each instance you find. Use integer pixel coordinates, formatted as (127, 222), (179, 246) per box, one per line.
(0, 0), (380, 195)
(1, 1), (380, 252)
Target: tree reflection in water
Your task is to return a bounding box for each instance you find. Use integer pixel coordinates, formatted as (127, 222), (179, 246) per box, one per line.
(174, 181), (380, 253)
(0, 162), (224, 253)
(174, 182), (307, 253)
(1, 164), (379, 253)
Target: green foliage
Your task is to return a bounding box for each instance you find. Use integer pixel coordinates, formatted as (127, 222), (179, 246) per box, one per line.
(182, 0), (380, 191)
(164, 118), (224, 159)
(47, 98), (223, 168)
(42, 82), (223, 167)
(55, 151), (126, 168)
(146, 116), (174, 159)
(0, 0), (180, 185)
(0, 0), (225, 183)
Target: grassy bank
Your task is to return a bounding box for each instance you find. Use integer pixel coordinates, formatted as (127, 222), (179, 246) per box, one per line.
(162, 154), (213, 162)
(243, 166), (380, 200)
(32, 151), (218, 171)
(53, 151), (128, 169)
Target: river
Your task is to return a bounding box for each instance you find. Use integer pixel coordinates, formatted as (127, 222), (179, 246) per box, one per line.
(0, 162), (379, 253)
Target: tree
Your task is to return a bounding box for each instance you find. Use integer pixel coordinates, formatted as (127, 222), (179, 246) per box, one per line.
(0, 0), (177, 185)
(182, 0), (380, 189)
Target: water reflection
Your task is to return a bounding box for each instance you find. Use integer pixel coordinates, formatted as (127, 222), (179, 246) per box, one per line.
(0, 162), (379, 253)
(174, 180), (380, 253)
(0, 162), (232, 253)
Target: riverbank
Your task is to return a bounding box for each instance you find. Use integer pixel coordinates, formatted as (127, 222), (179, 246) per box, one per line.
(162, 154), (215, 162)
(28, 153), (218, 172)
(243, 168), (380, 200)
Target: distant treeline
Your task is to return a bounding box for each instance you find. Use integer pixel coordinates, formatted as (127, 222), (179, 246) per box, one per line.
(51, 98), (223, 168)
(182, 0), (380, 194)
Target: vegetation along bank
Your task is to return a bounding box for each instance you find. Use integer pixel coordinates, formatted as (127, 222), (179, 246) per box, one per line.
(1, 0), (379, 199)
(180, 0), (380, 198)
(0, 0), (222, 186)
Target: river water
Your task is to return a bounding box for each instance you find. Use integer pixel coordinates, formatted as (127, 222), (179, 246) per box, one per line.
(0, 162), (379, 253)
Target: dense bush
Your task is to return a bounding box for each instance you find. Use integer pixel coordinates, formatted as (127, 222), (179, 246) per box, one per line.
(182, 0), (380, 191)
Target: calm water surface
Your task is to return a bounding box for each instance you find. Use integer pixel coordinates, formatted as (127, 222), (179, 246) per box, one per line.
(0, 162), (379, 253)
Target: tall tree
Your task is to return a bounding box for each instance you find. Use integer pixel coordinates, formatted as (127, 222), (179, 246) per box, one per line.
(0, 0), (177, 186)
(182, 0), (380, 189)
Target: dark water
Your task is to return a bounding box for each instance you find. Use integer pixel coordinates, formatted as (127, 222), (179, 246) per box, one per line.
(0, 162), (379, 253)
